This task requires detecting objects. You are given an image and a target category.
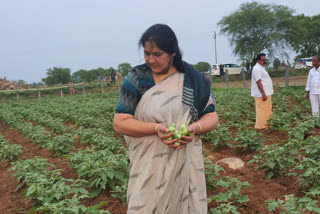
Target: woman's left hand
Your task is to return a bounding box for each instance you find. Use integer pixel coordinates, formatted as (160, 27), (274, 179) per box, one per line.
(175, 134), (193, 149)
(174, 122), (201, 149)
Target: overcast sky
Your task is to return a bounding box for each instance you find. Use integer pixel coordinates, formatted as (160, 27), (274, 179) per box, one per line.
(0, 0), (318, 83)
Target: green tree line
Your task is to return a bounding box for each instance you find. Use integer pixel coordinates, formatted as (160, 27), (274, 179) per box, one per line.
(41, 61), (212, 86)
(41, 63), (132, 86)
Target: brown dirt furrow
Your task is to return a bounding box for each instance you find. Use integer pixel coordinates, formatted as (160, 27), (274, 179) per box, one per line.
(0, 121), (44, 213)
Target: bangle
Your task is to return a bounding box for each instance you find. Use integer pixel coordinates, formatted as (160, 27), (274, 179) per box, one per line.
(154, 124), (160, 134)
(196, 122), (202, 133)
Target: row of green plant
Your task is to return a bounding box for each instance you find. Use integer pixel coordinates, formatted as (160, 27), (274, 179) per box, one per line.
(0, 107), (73, 157)
(9, 157), (109, 214)
(0, 93), (131, 212)
(205, 161), (250, 214)
(68, 148), (129, 202)
(0, 134), (22, 162)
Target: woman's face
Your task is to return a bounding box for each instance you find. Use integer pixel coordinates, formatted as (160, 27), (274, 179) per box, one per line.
(144, 41), (176, 75)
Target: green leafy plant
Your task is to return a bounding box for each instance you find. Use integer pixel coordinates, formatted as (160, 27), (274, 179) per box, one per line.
(0, 144), (22, 162)
(288, 117), (317, 141)
(290, 157), (320, 192)
(249, 143), (296, 179)
(0, 135), (22, 162)
(48, 134), (74, 157)
(68, 148), (129, 201)
(205, 161), (250, 213)
(265, 194), (320, 214)
(9, 157), (108, 213)
(232, 129), (263, 153)
(202, 123), (233, 148)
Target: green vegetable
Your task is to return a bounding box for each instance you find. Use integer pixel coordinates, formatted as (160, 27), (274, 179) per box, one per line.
(180, 127), (189, 136)
(173, 131), (181, 140)
(168, 123), (176, 133)
(169, 123), (176, 127)
(180, 124), (188, 130)
(180, 124), (189, 136)
(169, 126), (176, 133)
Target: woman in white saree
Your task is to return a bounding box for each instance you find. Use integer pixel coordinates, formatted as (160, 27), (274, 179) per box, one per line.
(114, 24), (218, 214)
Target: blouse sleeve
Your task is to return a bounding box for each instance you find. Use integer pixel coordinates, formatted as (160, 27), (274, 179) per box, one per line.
(199, 92), (216, 117)
(115, 73), (141, 115)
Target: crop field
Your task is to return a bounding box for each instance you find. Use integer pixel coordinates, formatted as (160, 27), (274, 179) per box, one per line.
(0, 86), (320, 214)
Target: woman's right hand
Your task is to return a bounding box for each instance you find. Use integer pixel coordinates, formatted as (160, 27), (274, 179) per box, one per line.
(155, 124), (179, 149)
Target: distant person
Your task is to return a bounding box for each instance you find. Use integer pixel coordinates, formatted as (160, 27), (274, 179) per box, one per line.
(105, 74), (110, 86)
(219, 64), (225, 76)
(246, 61), (250, 73)
(251, 53), (273, 131)
(306, 56), (320, 117)
(286, 60), (291, 68)
(117, 70), (122, 85)
(69, 81), (75, 95)
(110, 70), (116, 85)
(281, 60), (286, 70)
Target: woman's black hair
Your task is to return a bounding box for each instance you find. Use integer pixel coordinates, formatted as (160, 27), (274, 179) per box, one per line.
(139, 24), (184, 71)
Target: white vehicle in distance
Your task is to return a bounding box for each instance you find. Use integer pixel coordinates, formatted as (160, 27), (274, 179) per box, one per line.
(210, 64), (245, 76)
(295, 57), (313, 69)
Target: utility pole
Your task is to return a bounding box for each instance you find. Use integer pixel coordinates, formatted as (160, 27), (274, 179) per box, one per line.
(213, 31), (218, 64)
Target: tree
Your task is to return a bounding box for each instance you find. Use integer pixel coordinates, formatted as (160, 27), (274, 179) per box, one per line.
(42, 67), (71, 85)
(72, 67), (114, 82)
(291, 14), (320, 59)
(72, 69), (94, 83)
(218, 2), (303, 71)
(118, 63), (132, 77)
(273, 58), (281, 69)
(91, 67), (109, 80)
(193, 62), (211, 74)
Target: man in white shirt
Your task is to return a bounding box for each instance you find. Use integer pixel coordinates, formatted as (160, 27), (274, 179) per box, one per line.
(306, 56), (320, 117)
(251, 53), (274, 130)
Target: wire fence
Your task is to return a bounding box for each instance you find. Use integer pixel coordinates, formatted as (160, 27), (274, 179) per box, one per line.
(0, 67), (309, 99)
(207, 66), (309, 89)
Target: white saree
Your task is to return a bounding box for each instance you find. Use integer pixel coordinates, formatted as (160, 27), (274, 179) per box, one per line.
(125, 72), (213, 214)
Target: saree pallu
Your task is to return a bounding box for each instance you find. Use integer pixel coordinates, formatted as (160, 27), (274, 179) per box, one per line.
(124, 72), (213, 214)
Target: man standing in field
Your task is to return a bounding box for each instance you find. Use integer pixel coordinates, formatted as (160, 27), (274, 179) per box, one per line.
(117, 70), (122, 85)
(69, 81), (75, 96)
(306, 56), (320, 117)
(110, 70), (116, 85)
(251, 53), (273, 131)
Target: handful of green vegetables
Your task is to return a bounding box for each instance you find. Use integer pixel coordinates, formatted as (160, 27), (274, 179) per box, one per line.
(166, 123), (190, 146)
